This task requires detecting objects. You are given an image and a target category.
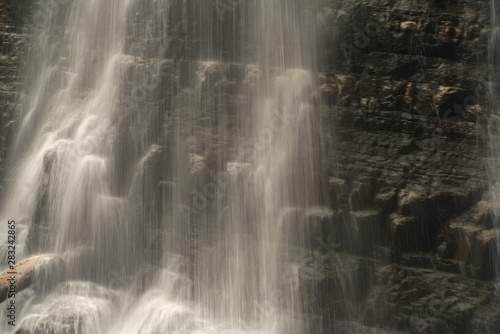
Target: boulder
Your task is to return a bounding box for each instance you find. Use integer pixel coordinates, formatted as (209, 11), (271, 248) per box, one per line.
(0, 254), (64, 303)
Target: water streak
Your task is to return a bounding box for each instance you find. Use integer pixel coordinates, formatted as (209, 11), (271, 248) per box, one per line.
(0, 0), (325, 333)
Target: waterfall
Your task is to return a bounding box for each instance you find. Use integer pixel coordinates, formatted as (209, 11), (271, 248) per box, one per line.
(0, 0), (326, 333)
(487, 0), (500, 282)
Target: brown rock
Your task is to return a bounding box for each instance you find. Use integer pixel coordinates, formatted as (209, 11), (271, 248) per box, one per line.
(0, 254), (64, 303)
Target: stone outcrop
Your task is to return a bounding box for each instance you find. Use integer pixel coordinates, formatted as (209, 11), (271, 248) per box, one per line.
(14, 281), (117, 334)
(0, 254), (64, 303)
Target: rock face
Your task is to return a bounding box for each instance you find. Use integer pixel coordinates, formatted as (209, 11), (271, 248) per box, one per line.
(14, 281), (117, 334)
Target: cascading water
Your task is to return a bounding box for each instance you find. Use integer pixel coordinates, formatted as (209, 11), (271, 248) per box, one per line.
(0, 0), (327, 333)
(485, 0), (500, 283)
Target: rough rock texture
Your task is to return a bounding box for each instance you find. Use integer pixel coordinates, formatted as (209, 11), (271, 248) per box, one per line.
(14, 281), (117, 334)
(0, 254), (64, 303)
(315, 0), (500, 333)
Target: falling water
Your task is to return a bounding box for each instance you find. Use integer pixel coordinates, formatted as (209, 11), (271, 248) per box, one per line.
(0, 0), (326, 333)
(486, 0), (500, 282)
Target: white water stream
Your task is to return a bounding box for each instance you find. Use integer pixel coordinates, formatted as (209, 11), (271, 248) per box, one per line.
(0, 0), (325, 333)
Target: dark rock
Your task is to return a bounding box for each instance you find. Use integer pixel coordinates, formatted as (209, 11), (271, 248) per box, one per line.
(328, 177), (349, 209)
(438, 197), (500, 279)
(390, 214), (438, 259)
(374, 188), (398, 213)
(350, 179), (377, 210)
(2, 0), (499, 333)
(363, 266), (494, 333)
(303, 207), (337, 249)
(348, 210), (384, 253)
(0, 0), (30, 198)
(398, 190), (438, 217)
(298, 252), (377, 331)
(331, 321), (401, 333)
(467, 229), (499, 280)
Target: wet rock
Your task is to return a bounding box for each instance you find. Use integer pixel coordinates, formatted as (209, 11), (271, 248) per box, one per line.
(0, 254), (65, 303)
(1, 0), (498, 334)
(374, 188), (398, 213)
(226, 161), (251, 176)
(299, 252), (377, 330)
(400, 21), (419, 33)
(446, 222), (483, 262)
(189, 153), (206, 173)
(397, 190), (437, 217)
(323, 0), (492, 322)
(390, 214), (438, 259)
(435, 86), (468, 117)
(363, 266), (494, 333)
(0, 0), (30, 196)
(280, 208), (307, 244)
(437, 197), (500, 279)
(350, 179), (377, 210)
(332, 321), (401, 333)
(472, 290), (500, 333)
(468, 229), (499, 280)
(304, 207), (337, 248)
(280, 207), (342, 251)
(15, 281), (117, 334)
(328, 177), (349, 209)
(348, 210), (384, 253)
(320, 74), (358, 105)
(395, 187), (480, 222)
(399, 253), (464, 275)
